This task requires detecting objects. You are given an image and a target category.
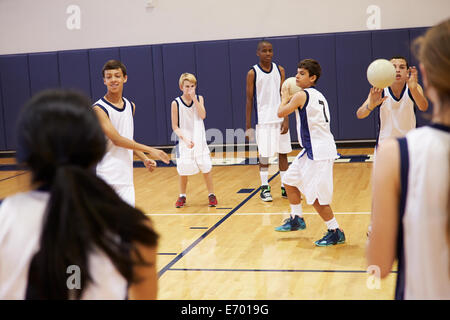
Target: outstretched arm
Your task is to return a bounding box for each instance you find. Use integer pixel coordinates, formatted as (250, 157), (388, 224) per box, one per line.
(93, 106), (170, 163)
(356, 88), (387, 119)
(408, 66), (428, 112)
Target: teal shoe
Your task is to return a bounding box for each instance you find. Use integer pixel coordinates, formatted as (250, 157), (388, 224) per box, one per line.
(275, 216), (306, 232)
(315, 229), (346, 247)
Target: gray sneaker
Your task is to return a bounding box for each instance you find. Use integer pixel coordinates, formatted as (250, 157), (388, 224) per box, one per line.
(260, 185), (273, 202)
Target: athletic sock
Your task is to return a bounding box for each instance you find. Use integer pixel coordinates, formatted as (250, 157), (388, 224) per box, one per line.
(325, 217), (339, 230)
(280, 171), (286, 187)
(260, 170), (269, 186)
(290, 203), (303, 218)
(180, 194), (186, 198)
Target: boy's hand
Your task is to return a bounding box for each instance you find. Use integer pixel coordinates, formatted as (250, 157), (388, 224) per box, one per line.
(281, 85), (292, 104)
(143, 158), (157, 172)
(408, 66), (418, 90)
(368, 87), (387, 110)
(151, 149), (170, 164)
(280, 118), (289, 134)
(184, 138), (194, 149)
(245, 127), (255, 142)
(188, 87), (196, 100)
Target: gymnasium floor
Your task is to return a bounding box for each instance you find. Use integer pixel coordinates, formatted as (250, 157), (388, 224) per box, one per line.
(0, 147), (397, 300)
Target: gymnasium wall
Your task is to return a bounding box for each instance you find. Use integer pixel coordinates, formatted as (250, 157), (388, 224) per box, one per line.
(0, 26), (431, 150)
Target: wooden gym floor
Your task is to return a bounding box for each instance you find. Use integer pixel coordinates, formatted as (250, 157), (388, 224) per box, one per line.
(0, 147), (397, 299)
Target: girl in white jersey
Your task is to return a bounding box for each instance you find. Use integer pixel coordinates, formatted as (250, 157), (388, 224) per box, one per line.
(171, 73), (218, 208)
(275, 59), (345, 247)
(0, 90), (158, 299)
(93, 60), (170, 207)
(367, 18), (450, 300)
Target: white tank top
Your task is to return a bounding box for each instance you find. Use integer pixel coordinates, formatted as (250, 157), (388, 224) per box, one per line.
(378, 84), (416, 144)
(0, 191), (128, 299)
(252, 62), (283, 124)
(294, 87), (337, 160)
(174, 96), (209, 157)
(94, 97), (134, 186)
(399, 124), (450, 299)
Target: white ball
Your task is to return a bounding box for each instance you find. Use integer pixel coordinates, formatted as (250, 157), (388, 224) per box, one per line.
(282, 77), (302, 96)
(367, 59), (396, 89)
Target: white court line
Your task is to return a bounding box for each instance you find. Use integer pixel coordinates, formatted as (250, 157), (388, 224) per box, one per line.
(145, 211), (371, 217)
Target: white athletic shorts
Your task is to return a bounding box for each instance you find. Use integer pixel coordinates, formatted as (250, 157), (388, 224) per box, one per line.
(111, 184), (135, 207)
(282, 150), (334, 205)
(176, 153), (212, 176)
(255, 123), (292, 158)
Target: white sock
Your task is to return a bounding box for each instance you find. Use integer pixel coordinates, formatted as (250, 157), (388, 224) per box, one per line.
(180, 194), (186, 198)
(290, 203), (303, 218)
(208, 193), (215, 197)
(280, 171), (286, 187)
(260, 170), (269, 186)
(325, 217), (339, 230)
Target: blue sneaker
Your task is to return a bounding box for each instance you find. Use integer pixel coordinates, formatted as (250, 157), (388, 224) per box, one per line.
(315, 229), (346, 247)
(274, 216), (306, 232)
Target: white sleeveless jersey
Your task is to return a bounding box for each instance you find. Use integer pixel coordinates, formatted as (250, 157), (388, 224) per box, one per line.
(400, 124), (450, 299)
(378, 84), (416, 144)
(294, 87), (337, 161)
(0, 191), (128, 299)
(94, 97), (134, 186)
(252, 63), (283, 124)
(175, 96), (210, 157)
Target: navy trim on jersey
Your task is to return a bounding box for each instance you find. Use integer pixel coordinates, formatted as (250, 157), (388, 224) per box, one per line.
(430, 123), (450, 133)
(251, 67), (258, 124)
(179, 96), (194, 108)
(256, 62), (273, 74)
(276, 64), (282, 78)
(174, 99), (180, 129)
(388, 84), (407, 102)
(93, 104), (109, 118)
(101, 97), (127, 112)
(395, 137), (409, 300)
(299, 90), (313, 160)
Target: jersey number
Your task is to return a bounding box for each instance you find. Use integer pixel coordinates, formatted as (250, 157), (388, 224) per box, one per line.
(319, 100), (329, 123)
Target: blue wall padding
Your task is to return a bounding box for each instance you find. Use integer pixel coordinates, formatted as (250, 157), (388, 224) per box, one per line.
(28, 52), (60, 96)
(0, 55), (31, 150)
(0, 27), (431, 150)
(336, 31), (374, 140)
(58, 49), (92, 98)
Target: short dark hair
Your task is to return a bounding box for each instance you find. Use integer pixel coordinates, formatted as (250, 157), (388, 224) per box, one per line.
(297, 59), (322, 84)
(390, 56), (409, 68)
(257, 40), (272, 51)
(102, 59), (127, 77)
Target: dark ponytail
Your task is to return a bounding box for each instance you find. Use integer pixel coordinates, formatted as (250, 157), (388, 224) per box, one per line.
(16, 90), (158, 299)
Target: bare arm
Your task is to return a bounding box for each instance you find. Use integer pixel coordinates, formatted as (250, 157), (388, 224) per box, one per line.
(93, 106), (169, 163)
(278, 84), (306, 118)
(278, 66), (289, 134)
(171, 101), (194, 148)
(408, 66), (428, 112)
(366, 138), (400, 278)
(356, 88), (388, 119)
(192, 94), (206, 120)
(245, 69), (255, 140)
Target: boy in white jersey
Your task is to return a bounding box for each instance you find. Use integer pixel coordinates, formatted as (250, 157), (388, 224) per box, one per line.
(356, 56), (428, 145)
(93, 60), (170, 207)
(246, 40), (292, 202)
(275, 59), (345, 247)
(171, 73), (218, 208)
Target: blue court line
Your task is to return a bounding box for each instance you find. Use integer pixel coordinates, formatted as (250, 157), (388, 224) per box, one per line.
(0, 172), (27, 182)
(168, 268), (398, 274)
(157, 172), (280, 278)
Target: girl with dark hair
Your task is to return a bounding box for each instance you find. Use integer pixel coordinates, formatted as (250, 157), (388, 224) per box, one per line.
(0, 89), (158, 299)
(367, 19), (450, 299)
